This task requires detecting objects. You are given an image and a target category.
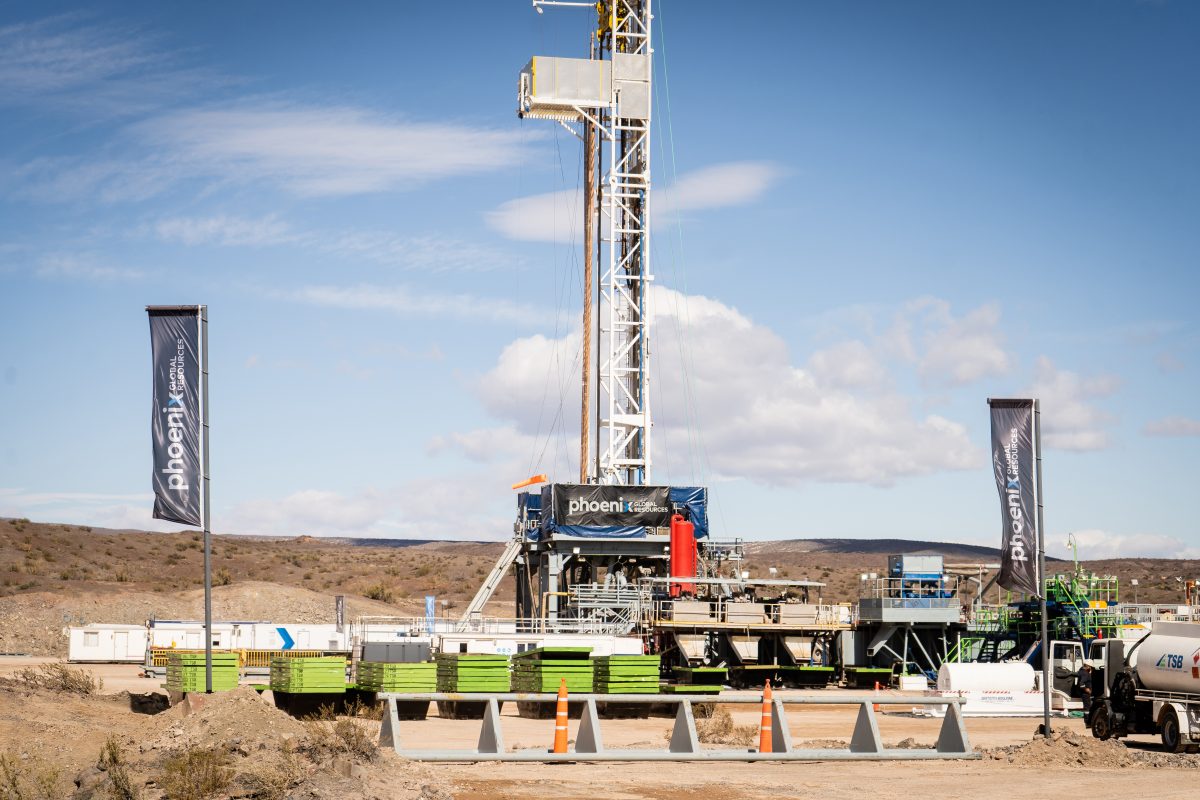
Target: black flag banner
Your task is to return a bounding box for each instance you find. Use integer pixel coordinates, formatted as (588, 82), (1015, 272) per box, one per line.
(988, 399), (1040, 597)
(148, 308), (202, 526)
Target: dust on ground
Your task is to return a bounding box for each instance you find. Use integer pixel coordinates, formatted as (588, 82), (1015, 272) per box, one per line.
(986, 728), (1200, 769)
(0, 675), (456, 799)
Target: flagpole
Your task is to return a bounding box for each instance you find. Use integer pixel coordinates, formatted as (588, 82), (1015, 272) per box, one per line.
(200, 305), (212, 694)
(1034, 398), (1049, 735)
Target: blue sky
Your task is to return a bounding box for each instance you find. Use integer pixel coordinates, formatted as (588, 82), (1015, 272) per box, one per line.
(0, 1), (1196, 559)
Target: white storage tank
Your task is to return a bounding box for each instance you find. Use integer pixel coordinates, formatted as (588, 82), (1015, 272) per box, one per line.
(937, 662), (1037, 692)
(1135, 620), (1200, 695)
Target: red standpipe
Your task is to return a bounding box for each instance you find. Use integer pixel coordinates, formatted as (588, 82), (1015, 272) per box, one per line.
(669, 513), (696, 597)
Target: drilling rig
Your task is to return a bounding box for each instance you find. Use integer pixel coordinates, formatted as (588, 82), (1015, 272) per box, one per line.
(458, 3), (844, 682)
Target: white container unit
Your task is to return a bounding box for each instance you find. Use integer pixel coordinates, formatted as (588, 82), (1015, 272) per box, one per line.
(68, 624), (148, 663)
(147, 621), (348, 652)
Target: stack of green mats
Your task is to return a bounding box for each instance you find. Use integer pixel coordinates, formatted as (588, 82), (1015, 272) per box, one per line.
(435, 653), (510, 692)
(593, 654), (660, 693)
(270, 656), (346, 694)
(662, 683), (722, 694)
(166, 652), (239, 692)
(511, 647), (593, 693)
(356, 661), (437, 692)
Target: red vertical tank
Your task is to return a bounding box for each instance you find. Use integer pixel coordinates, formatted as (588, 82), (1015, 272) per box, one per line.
(669, 513), (696, 597)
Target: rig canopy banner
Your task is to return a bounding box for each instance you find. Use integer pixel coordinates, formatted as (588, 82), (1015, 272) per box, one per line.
(148, 308), (202, 527)
(989, 399), (1040, 597)
(551, 484), (672, 529)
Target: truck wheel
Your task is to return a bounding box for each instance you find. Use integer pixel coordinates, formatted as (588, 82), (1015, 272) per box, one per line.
(1091, 707), (1112, 741)
(1161, 708), (1186, 754)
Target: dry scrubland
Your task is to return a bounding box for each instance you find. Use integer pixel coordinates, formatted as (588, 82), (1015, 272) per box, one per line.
(2, 517), (1200, 797)
(0, 662), (1198, 799)
(1, 517), (1197, 657)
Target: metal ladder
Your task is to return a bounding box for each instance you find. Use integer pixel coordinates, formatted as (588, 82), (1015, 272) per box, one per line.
(457, 538), (522, 630)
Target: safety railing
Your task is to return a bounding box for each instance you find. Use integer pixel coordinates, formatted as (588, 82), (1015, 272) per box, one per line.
(375, 691), (977, 762)
(146, 647), (328, 669)
(858, 578), (960, 609)
(650, 598), (850, 627)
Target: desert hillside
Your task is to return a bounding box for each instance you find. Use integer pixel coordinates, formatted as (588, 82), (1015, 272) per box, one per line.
(1, 517), (1196, 656)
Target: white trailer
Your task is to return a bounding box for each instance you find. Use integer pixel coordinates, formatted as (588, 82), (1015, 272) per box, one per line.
(147, 620), (348, 652)
(67, 624), (148, 663)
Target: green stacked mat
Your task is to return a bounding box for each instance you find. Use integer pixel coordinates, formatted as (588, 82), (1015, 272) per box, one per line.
(662, 683), (722, 694)
(356, 661), (437, 692)
(511, 647), (593, 693)
(593, 654), (660, 694)
(269, 656), (347, 694)
(165, 652), (239, 693)
(435, 653), (510, 692)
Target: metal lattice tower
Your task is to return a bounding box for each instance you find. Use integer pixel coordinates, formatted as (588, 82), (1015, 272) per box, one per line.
(519, 0), (654, 487)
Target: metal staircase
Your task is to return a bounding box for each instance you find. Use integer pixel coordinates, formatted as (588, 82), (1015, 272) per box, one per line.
(457, 538), (522, 631)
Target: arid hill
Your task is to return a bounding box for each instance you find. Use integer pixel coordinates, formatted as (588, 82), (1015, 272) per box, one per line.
(1, 517), (1196, 656)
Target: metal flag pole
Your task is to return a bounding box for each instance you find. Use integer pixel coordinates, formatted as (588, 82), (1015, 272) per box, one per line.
(199, 305), (212, 693)
(1034, 398), (1049, 735)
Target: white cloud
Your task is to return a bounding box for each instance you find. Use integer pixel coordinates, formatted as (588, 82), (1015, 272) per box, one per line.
(34, 253), (142, 281)
(320, 231), (514, 273)
(225, 489), (392, 537)
(1025, 357), (1120, 451)
(137, 105), (535, 197)
(1155, 352), (1185, 374)
(807, 340), (889, 391)
(0, 15), (220, 115)
(1143, 416), (1200, 437)
(287, 283), (535, 325)
(154, 214), (294, 247)
(224, 479), (511, 540)
(486, 161), (780, 242)
(911, 299), (1012, 386)
(0, 488), (188, 533)
(1045, 529), (1200, 560)
(150, 213), (515, 272)
(15, 104), (537, 202)
(445, 287), (983, 487)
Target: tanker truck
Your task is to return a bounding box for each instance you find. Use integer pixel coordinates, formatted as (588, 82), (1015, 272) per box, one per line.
(1086, 620), (1200, 752)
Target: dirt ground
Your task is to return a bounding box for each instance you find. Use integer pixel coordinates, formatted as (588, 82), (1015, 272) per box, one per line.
(0, 659), (1195, 799)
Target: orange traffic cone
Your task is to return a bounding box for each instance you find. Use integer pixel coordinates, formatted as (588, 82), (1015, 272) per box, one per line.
(552, 677), (569, 754)
(873, 681), (881, 712)
(758, 680), (773, 753)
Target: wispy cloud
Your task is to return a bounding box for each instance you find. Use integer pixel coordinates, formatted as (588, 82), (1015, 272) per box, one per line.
(1143, 415), (1200, 437)
(0, 14), (224, 116)
(154, 214), (294, 247)
(487, 161), (781, 242)
(1045, 528), (1200, 559)
(15, 103), (539, 202)
(34, 253), (142, 282)
(1025, 357), (1121, 451)
(137, 105), (536, 197)
(0, 488), (188, 533)
(150, 213), (517, 272)
(287, 283), (535, 325)
(908, 299), (1013, 387)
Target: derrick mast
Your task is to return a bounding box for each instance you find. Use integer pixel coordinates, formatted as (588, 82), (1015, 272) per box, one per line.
(519, 0), (653, 486)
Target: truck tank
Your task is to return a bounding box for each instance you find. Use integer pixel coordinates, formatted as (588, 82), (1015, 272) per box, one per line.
(1134, 621), (1200, 695)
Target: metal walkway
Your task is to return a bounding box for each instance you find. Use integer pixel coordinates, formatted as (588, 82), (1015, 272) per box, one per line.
(377, 692), (977, 762)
